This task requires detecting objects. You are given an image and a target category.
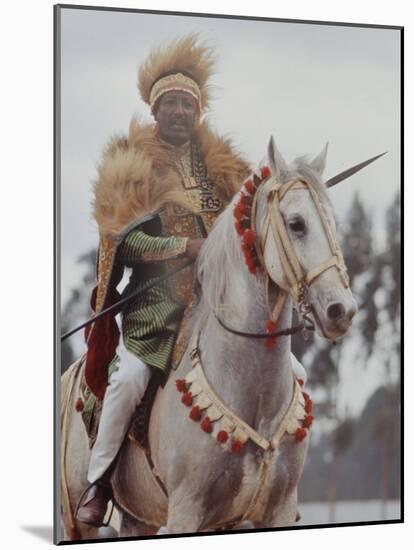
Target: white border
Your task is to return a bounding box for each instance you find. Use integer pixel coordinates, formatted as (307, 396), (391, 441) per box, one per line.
(1, 1), (409, 548)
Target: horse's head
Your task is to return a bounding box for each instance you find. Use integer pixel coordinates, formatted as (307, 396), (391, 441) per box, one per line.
(255, 137), (357, 341)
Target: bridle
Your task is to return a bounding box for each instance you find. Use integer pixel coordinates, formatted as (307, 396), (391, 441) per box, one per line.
(215, 171), (350, 341)
(60, 151), (383, 343)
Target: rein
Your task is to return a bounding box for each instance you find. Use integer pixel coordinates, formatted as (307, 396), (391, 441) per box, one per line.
(214, 310), (314, 339)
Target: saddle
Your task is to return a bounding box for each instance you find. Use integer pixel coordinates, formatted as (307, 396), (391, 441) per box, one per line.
(78, 300), (196, 450)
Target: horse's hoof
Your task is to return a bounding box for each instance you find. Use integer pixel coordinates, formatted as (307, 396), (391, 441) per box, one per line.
(157, 526), (169, 535)
(238, 520), (254, 530)
(98, 525), (119, 539)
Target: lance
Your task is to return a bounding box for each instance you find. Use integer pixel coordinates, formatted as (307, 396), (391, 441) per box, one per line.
(61, 151), (387, 342)
(61, 259), (193, 342)
(325, 151), (387, 188)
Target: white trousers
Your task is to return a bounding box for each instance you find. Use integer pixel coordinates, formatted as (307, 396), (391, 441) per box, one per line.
(87, 338), (152, 484)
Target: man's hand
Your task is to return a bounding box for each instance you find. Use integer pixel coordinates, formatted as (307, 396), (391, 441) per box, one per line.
(186, 238), (205, 259)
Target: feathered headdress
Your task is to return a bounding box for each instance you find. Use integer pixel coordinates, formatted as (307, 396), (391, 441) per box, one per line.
(137, 34), (216, 114)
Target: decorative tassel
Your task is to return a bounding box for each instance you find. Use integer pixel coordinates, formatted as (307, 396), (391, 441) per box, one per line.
(189, 405), (202, 421)
(303, 392), (313, 414)
(305, 400), (313, 414)
(240, 193), (253, 207)
(265, 337), (277, 350)
(75, 398), (84, 413)
(233, 202), (245, 220)
(265, 320), (278, 350)
(297, 377), (304, 387)
(176, 379), (187, 393)
(181, 392), (193, 407)
(201, 416), (213, 433)
(239, 218), (250, 230)
(266, 320), (277, 332)
(295, 427), (307, 443)
(217, 430), (229, 444)
(303, 414), (314, 429)
(231, 438), (245, 453)
(261, 165), (271, 180)
(242, 229), (255, 245)
(245, 179), (255, 194)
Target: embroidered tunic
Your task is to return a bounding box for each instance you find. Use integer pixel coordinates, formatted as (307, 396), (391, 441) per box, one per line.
(86, 120), (250, 400)
(114, 138), (225, 375)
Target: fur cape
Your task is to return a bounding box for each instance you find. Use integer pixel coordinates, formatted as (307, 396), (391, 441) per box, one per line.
(93, 118), (251, 238)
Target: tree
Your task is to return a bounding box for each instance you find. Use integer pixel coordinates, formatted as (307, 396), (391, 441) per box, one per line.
(61, 248), (97, 373)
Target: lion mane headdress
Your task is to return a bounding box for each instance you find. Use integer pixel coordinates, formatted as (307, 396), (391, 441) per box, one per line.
(137, 33), (216, 114)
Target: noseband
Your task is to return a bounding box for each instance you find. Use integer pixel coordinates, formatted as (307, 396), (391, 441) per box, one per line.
(216, 169), (350, 341)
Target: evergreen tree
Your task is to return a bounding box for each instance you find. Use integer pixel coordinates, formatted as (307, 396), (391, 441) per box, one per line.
(61, 248), (97, 373)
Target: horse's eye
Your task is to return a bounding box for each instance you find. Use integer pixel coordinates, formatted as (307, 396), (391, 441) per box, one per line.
(288, 217), (306, 234)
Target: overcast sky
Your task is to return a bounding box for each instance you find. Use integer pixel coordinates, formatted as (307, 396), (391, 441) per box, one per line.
(59, 7), (400, 416)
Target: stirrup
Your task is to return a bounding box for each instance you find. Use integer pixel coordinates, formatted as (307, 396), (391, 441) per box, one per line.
(101, 498), (115, 527)
(73, 481), (114, 527)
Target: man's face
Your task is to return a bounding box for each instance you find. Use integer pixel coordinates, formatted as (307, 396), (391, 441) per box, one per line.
(154, 90), (198, 146)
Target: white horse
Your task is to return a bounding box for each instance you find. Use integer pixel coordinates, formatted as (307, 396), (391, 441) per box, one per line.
(60, 138), (357, 540)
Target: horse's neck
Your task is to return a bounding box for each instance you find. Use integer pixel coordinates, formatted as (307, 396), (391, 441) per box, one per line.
(198, 275), (294, 436)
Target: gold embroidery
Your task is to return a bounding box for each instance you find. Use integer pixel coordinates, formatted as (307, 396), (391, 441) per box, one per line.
(96, 236), (117, 312)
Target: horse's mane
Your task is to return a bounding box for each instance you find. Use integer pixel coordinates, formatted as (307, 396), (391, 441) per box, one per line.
(292, 156), (331, 206)
(197, 191), (256, 318)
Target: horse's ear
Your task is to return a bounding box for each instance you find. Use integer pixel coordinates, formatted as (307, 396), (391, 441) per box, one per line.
(268, 136), (288, 179)
(311, 142), (329, 175)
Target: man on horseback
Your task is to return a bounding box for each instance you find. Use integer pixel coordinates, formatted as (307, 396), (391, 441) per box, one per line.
(75, 34), (250, 527)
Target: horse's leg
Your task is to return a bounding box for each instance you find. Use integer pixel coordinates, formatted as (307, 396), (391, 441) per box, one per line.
(118, 510), (158, 537)
(164, 489), (206, 534)
(255, 490), (298, 529)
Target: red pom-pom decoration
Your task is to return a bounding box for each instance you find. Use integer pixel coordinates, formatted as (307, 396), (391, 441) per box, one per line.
(181, 392), (193, 407)
(303, 392), (313, 414)
(295, 427), (307, 443)
(241, 241), (252, 254)
(201, 416), (213, 433)
(305, 399), (313, 414)
(297, 378), (304, 387)
(217, 430), (229, 444)
(260, 166), (271, 180)
(245, 179), (255, 194)
(240, 194), (253, 207)
(266, 319), (277, 332)
(233, 202), (245, 220)
(176, 379), (187, 393)
(231, 439), (245, 453)
(189, 405), (202, 421)
(266, 337), (277, 350)
(303, 414), (314, 429)
(75, 398), (84, 412)
(242, 229), (255, 245)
